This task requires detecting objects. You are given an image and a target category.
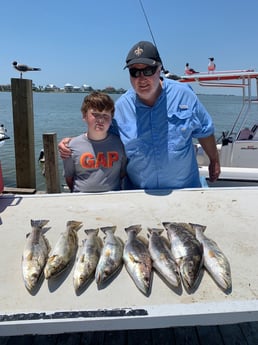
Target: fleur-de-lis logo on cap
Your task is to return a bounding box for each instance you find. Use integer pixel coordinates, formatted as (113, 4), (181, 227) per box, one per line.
(134, 46), (143, 56)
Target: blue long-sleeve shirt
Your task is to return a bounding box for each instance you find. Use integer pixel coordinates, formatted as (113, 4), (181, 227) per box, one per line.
(110, 78), (214, 189)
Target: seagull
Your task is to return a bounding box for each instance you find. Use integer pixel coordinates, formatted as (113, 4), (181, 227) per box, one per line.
(163, 69), (181, 80)
(185, 63), (199, 75)
(208, 57), (216, 73)
(12, 61), (41, 79)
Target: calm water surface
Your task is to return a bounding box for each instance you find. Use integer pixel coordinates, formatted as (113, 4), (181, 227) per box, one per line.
(0, 92), (257, 190)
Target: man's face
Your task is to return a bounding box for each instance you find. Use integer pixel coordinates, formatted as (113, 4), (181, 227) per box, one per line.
(128, 64), (162, 101)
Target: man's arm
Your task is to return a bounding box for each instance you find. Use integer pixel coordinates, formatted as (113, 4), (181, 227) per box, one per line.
(198, 135), (221, 182)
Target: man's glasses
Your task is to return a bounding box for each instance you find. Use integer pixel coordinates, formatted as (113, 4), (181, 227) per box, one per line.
(91, 112), (112, 121)
(129, 66), (158, 78)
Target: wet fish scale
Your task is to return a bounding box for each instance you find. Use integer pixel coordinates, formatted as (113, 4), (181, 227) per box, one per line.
(73, 228), (103, 291)
(22, 219), (50, 291)
(148, 228), (180, 287)
(123, 225), (152, 296)
(163, 222), (203, 291)
(195, 228), (232, 291)
(95, 226), (124, 287)
(44, 220), (82, 279)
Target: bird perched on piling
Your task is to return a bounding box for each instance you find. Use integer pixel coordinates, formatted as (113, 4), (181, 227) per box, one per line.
(208, 57), (216, 73)
(12, 61), (41, 79)
(184, 63), (199, 75)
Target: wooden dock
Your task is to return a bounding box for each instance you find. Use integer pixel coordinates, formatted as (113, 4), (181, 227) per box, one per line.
(1, 322), (258, 344)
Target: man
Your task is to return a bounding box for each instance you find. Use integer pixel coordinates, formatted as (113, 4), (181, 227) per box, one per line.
(59, 41), (220, 189)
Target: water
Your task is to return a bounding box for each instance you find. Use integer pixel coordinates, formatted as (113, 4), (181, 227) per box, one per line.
(0, 92), (258, 191)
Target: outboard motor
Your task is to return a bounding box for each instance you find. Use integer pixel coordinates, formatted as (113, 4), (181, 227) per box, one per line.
(0, 124), (10, 147)
(221, 131), (232, 146)
(0, 124), (10, 193)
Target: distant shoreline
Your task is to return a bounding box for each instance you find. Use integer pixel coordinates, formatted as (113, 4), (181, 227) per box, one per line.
(0, 87), (126, 94)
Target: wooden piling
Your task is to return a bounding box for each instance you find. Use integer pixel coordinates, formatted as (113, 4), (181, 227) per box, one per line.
(43, 133), (61, 193)
(11, 78), (36, 189)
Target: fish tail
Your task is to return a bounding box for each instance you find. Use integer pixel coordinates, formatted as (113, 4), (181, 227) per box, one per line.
(84, 228), (99, 236)
(189, 223), (207, 233)
(147, 227), (163, 235)
(30, 219), (49, 229)
(162, 222), (171, 230)
(66, 220), (83, 231)
(100, 226), (116, 234)
(124, 224), (142, 235)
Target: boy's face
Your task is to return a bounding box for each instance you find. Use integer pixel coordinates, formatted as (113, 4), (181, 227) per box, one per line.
(84, 108), (112, 133)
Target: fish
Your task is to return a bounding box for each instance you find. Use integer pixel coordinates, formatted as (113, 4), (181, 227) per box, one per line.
(123, 225), (152, 296)
(73, 228), (103, 291)
(95, 226), (124, 287)
(194, 227), (232, 291)
(22, 219), (50, 291)
(178, 222), (207, 235)
(147, 228), (180, 288)
(163, 222), (203, 291)
(44, 220), (82, 279)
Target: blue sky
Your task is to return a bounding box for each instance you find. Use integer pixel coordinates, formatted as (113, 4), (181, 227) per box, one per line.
(1, 0), (258, 94)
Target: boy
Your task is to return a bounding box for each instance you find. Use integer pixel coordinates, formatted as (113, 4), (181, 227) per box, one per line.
(63, 92), (127, 192)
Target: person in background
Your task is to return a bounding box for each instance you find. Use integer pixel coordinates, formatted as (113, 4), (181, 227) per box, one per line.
(59, 41), (220, 190)
(185, 63), (199, 75)
(63, 91), (127, 192)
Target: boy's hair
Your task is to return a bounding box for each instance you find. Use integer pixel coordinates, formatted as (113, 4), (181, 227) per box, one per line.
(81, 91), (115, 117)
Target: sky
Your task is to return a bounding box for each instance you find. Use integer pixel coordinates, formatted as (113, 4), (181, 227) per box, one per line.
(1, 0), (258, 94)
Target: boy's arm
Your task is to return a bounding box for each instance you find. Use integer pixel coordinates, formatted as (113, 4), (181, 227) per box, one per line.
(58, 137), (72, 159)
(65, 176), (74, 192)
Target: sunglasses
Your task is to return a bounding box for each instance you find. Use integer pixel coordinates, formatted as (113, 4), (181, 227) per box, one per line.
(129, 66), (158, 78)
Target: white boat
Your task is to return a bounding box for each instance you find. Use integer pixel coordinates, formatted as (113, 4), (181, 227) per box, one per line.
(180, 70), (258, 186)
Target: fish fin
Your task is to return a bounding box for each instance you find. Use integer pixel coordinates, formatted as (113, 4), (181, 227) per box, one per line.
(100, 226), (116, 234)
(147, 227), (164, 235)
(84, 228), (99, 236)
(162, 222), (171, 230)
(124, 224), (142, 235)
(30, 219), (49, 229)
(43, 235), (51, 254)
(160, 236), (170, 248)
(189, 223), (207, 234)
(66, 220), (83, 231)
(79, 254), (85, 263)
(25, 251), (33, 260)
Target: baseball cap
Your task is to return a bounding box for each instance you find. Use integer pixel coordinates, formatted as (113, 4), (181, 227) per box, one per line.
(124, 41), (162, 69)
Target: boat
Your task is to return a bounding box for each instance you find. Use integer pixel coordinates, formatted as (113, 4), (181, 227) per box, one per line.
(179, 70), (258, 187)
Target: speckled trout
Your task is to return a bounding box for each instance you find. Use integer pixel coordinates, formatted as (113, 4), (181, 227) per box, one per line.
(163, 222), (203, 291)
(123, 225), (152, 296)
(22, 219), (50, 291)
(44, 220), (82, 279)
(95, 226), (124, 287)
(195, 227), (232, 291)
(73, 228), (103, 292)
(148, 228), (180, 288)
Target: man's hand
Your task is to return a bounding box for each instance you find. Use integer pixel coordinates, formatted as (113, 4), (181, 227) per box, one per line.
(208, 159), (221, 182)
